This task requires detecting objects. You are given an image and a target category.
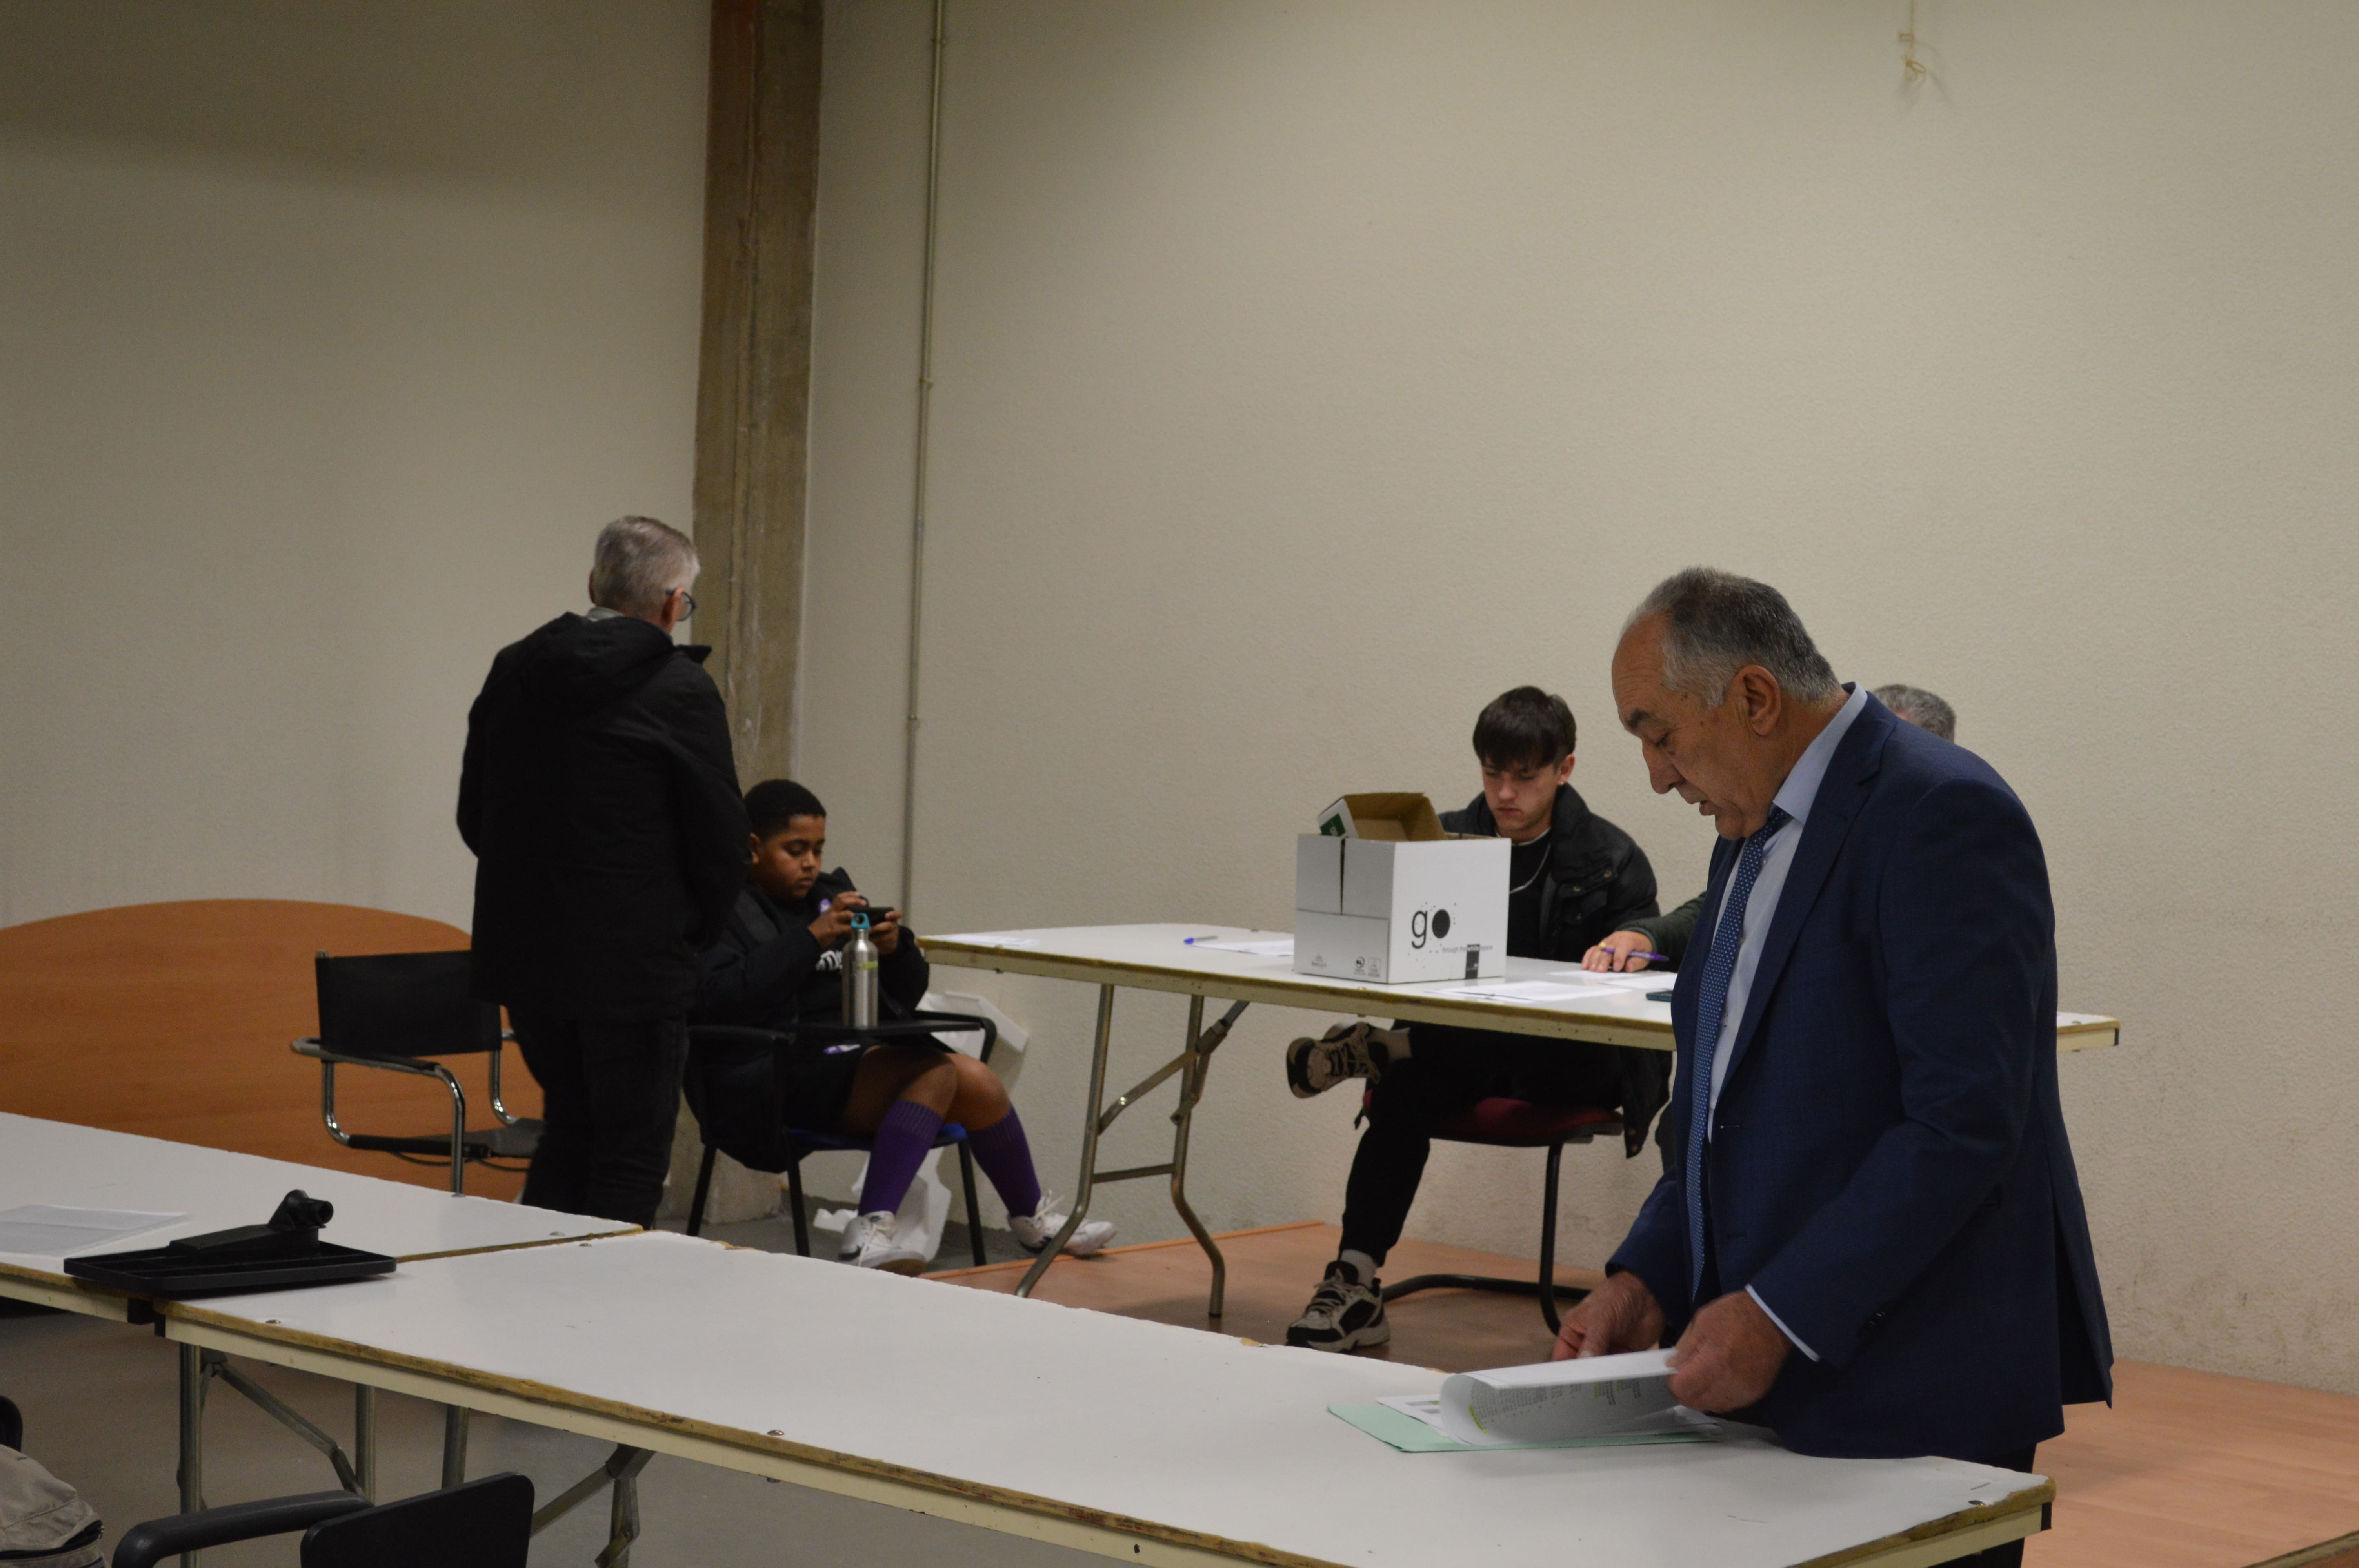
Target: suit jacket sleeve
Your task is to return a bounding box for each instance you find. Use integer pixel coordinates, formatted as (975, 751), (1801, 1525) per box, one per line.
(1746, 775), (2052, 1368)
(662, 667), (752, 949)
(456, 673), (494, 855)
(1601, 840), (1661, 933)
(1627, 893), (1705, 967)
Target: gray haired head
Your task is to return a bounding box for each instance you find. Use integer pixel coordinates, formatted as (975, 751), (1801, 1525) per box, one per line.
(1872, 683), (1956, 741)
(590, 516), (699, 618)
(1623, 568), (1840, 708)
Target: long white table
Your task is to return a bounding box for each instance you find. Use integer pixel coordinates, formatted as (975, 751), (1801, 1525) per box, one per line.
(0, 1113), (632, 1319)
(163, 1229), (2052, 1568)
(0, 1113), (637, 1549)
(927, 925), (2121, 1301)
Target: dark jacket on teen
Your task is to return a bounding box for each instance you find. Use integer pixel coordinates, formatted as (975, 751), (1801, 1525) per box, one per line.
(695, 871), (930, 1029)
(1608, 697), (2112, 1460)
(1440, 784), (1670, 1155)
(459, 612), (748, 1019)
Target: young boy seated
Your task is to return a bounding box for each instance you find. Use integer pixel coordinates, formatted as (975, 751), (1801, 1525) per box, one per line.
(696, 779), (1114, 1273)
(1279, 687), (1670, 1350)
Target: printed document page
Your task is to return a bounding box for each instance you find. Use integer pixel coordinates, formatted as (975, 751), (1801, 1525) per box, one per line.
(1434, 1348), (1714, 1446)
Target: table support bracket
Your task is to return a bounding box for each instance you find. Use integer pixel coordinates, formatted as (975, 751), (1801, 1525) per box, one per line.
(532, 1443), (652, 1568)
(1016, 990), (1249, 1317)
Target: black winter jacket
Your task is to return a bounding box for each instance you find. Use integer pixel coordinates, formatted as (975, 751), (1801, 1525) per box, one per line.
(695, 871), (930, 1029)
(459, 612), (748, 1018)
(1440, 784), (1671, 1156)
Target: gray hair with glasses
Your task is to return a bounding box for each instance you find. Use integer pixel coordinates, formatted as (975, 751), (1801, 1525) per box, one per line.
(1624, 567), (1841, 708)
(590, 516), (700, 619)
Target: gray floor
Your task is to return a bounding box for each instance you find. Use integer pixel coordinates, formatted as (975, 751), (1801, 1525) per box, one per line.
(0, 1212), (1101, 1568)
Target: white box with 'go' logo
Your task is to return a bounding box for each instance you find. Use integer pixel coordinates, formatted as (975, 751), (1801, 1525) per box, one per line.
(1292, 830), (1508, 985)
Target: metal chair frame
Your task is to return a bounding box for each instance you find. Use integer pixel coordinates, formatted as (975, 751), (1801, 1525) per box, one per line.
(291, 951), (539, 1196)
(684, 1013), (999, 1269)
(1378, 1102), (1623, 1333)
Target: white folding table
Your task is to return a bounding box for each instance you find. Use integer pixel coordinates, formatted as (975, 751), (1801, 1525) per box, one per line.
(926, 925), (2122, 1302)
(0, 1113), (635, 1545)
(162, 1228), (2053, 1568)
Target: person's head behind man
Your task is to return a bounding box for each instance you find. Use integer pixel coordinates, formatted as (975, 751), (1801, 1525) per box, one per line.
(1610, 567), (1846, 840)
(589, 516), (700, 633)
(745, 779), (827, 903)
(1474, 686), (1578, 844)
(1872, 682), (1956, 741)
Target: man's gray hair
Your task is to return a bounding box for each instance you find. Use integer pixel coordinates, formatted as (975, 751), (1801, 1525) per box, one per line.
(1872, 683), (1956, 741)
(1624, 567), (1841, 708)
(590, 516), (699, 617)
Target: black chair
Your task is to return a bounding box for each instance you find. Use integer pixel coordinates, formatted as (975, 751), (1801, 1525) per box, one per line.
(0, 1393), (21, 1451)
(1376, 1095), (1623, 1332)
(113, 1473), (532, 1568)
(683, 1013), (999, 1265)
(291, 952), (541, 1196)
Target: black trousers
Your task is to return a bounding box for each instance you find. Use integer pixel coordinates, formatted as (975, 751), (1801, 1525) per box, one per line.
(511, 1011), (686, 1228)
(1338, 1024), (1622, 1265)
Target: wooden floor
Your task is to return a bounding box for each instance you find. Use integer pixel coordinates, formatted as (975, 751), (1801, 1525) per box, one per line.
(940, 1222), (2359, 1568)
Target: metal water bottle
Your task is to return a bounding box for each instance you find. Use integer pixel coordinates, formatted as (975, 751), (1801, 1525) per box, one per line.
(843, 913), (879, 1031)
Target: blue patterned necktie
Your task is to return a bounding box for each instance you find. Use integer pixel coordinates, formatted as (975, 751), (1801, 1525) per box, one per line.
(1685, 804), (1792, 1298)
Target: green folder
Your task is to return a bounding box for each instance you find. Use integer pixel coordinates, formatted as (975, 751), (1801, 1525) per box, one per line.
(1328, 1401), (1716, 1454)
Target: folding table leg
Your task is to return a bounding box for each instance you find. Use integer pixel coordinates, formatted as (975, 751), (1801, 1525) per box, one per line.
(1016, 985), (1116, 1298)
(1168, 995), (1227, 1318)
(353, 1386), (377, 1501)
(177, 1343), (205, 1566)
(441, 1404), (469, 1489)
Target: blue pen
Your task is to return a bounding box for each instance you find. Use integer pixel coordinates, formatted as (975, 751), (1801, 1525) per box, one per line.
(1624, 951), (1672, 964)
(1183, 935), (1222, 944)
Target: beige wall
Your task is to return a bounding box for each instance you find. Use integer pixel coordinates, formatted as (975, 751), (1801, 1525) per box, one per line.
(804, 1), (2359, 1393)
(0, 0), (711, 931)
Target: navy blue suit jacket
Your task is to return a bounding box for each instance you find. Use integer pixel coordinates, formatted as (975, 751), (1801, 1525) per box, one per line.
(1608, 695), (2113, 1460)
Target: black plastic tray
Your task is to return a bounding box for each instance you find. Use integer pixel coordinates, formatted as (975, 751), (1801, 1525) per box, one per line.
(64, 1241), (395, 1298)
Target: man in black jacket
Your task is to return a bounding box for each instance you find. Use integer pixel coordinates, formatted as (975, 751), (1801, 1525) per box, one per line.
(458, 516), (748, 1225)
(1283, 687), (1666, 1351)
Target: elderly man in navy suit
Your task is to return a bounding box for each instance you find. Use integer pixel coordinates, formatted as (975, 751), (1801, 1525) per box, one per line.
(1557, 568), (2111, 1566)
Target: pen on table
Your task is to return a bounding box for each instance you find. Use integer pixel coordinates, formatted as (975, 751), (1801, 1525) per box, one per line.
(1182, 935), (1222, 944)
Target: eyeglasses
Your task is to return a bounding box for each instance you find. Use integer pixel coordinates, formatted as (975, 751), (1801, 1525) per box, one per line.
(675, 590), (698, 620)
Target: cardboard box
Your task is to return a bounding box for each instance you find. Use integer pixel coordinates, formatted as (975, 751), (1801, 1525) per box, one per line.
(1294, 795), (1507, 984)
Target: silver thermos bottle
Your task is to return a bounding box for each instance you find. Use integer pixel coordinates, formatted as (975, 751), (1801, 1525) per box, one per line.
(843, 913), (879, 1031)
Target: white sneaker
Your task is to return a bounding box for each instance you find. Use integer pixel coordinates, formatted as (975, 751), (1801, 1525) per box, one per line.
(838, 1210), (927, 1274)
(1007, 1194), (1118, 1257)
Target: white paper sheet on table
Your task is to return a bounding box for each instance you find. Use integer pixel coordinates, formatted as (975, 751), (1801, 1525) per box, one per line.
(1437, 980), (1625, 1004)
(942, 931), (1041, 949)
(1188, 938), (1293, 957)
(1433, 1348), (1716, 1446)
(0, 1205), (186, 1257)
(1545, 971), (1670, 991)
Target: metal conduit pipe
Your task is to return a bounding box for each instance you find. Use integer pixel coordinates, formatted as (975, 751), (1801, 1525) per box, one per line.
(900, 0), (948, 911)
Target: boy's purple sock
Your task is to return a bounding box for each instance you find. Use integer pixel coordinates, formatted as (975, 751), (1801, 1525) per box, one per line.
(964, 1109), (1043, 1220)
(859, 1099), (945, 1216)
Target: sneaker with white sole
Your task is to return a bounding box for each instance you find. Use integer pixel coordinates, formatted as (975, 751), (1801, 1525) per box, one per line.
(838, 1210), (927, 1274)
(1285, 1022), (1405, 1100)
(1285, 1258), (1390, 1352)
(1007, 1194), (1118, 1257)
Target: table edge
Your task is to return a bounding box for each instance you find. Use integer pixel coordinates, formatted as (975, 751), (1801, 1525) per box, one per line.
(162, 1299), (2046, 1568)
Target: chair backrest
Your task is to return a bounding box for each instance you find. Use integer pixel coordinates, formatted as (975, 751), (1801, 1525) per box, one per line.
(314, 952), (501, 1060)
(301, 1472), (532, 1568)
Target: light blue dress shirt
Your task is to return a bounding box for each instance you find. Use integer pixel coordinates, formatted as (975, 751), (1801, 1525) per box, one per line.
(1698, 681), (1868, 1359)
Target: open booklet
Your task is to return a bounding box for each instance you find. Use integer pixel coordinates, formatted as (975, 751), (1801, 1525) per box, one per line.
(1433, 1348), (1712, 1446)
(1329, 1348), (1715, 1454)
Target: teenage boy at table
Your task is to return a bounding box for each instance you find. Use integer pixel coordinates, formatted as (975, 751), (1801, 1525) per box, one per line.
(1280, 687), (1668, 1351)
(696, 780), (1114, 1273)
